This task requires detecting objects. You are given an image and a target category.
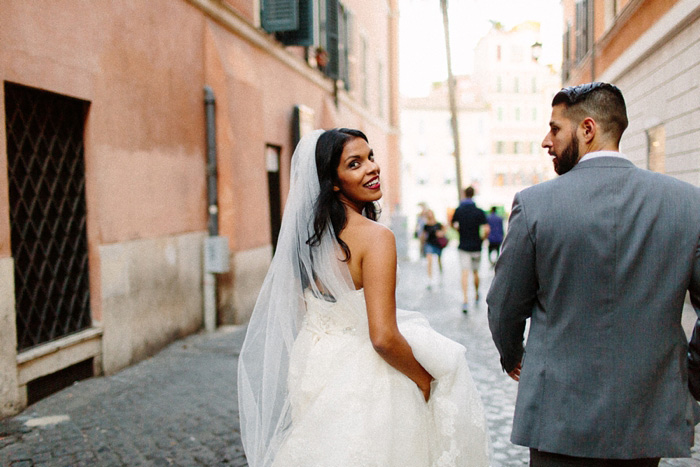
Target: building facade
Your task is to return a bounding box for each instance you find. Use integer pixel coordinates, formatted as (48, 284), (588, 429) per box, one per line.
(473, 22), (561, 210)
(561, 0), (700, 185)
(0, 0), (400, 416)
(401, 77), (489, 227)
(401, 22), (559, 230)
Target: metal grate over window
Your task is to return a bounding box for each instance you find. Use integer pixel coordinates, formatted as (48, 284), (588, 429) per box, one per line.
(4, 82), (92, 352)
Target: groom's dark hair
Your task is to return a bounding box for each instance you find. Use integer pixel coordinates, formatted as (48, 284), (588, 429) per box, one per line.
(552, 82), (628, 144)
(308, 128), (379, 262)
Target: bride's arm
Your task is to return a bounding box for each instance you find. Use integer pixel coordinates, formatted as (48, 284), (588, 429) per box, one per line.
(362, 226), (434, 401)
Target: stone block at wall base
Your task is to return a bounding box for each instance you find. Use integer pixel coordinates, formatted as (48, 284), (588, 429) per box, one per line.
(100, 231), (206, 375)
(218, 245), (272, 325)
(0, 257), (21, 418)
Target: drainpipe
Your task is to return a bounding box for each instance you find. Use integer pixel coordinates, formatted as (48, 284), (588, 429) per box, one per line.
(205, 86), (219, 237)
(202, 86), (228, 332)
(589, 0), (596, 81)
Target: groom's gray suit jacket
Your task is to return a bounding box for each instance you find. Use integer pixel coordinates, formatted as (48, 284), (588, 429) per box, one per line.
(487, 155), (700, 459)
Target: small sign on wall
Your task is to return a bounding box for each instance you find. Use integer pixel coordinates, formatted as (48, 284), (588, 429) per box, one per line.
(204, 236), (230, 273)
(266, 146), (280, 172)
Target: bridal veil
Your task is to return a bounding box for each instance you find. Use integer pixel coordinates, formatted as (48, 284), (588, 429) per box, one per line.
(237, 130), (355, 467)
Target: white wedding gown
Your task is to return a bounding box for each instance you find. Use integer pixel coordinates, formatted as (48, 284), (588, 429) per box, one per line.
(272, 288), (490, 467)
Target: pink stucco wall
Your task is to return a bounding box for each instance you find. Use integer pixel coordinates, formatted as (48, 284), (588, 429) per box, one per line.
(0, 0), (208, 322)
(1, 0), (401, 326)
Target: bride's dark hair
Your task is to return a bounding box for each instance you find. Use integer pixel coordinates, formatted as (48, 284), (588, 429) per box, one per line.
(307, 128), (379, 261)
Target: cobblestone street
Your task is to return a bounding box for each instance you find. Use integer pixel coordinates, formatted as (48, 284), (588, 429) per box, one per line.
(1, 244), (699, 466)
(0, 326), (248, 467)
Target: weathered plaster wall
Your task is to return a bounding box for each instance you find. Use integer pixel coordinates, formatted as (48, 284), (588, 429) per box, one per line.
(100, 232), (205, 375)
(0, 258), (19, 417)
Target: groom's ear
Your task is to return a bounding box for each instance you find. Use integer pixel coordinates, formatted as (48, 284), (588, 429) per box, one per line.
(580, 117), (597, 144)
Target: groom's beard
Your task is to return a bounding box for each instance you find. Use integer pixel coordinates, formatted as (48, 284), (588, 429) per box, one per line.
(553, 134), (580, 175)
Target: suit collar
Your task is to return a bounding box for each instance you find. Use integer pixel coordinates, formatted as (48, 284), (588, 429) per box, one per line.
(573, 155), (635, 170)
(579, 150), (629, 163)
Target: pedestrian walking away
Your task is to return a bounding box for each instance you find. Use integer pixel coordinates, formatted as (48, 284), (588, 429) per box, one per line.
(452, 186), (489, 314)
(422, 209), (446, 290)
(487, 82), (700, 466)
(486, 207), (504, 266)
(415, 202), (429, 258)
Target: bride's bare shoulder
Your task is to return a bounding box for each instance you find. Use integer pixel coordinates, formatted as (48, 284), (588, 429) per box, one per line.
(347, 215), (395, 252)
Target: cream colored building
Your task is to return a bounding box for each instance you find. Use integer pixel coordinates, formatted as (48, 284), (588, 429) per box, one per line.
(473, 22), (561, 210)
(401, 77), (489, 226)
(401, 22), (560, 230)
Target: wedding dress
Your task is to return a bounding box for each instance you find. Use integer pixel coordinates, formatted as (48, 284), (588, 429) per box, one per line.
(274, 288), (490, 466)
(238, 129), (489, 467)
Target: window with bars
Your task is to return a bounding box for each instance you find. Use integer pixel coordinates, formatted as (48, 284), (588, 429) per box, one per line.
(4, 82), (92, 351)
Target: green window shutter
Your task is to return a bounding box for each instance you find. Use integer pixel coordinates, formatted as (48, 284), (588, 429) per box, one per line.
(326, 0), (340, 79)
(575, 0), (589, 63)
(261, 0), (298, 33)
(340, 5), (351, 90)
(277, 0), (314, 46)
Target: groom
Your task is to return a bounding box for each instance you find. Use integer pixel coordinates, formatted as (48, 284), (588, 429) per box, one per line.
(487, 82), (700, 465)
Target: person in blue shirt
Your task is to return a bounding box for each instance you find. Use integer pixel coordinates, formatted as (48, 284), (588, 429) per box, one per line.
(487, 207), (504, 266)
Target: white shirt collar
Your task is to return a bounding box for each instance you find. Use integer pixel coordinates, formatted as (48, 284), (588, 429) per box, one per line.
(579, 150), (629, 163)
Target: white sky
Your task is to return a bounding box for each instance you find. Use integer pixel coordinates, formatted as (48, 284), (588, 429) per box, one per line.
(399, 0), (563, 96)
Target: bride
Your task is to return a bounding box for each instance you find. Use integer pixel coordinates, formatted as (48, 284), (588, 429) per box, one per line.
(238, 128), (489, 466)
